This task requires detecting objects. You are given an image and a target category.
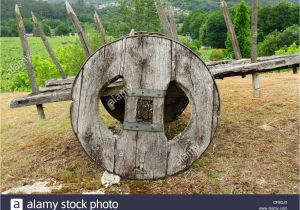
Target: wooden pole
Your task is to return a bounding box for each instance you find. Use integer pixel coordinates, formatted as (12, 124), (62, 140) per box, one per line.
(251, 0), (260, 97)
(220, 0), (242, 60)
(292, 67), (297, 74)
(15, 5), (45, 120)
(31, 12), (67, 79)
(94, 11), (107, 45)
(167, 4), (178, 41)
(66, 1), (92, 57)
(155, 0), (173, 39)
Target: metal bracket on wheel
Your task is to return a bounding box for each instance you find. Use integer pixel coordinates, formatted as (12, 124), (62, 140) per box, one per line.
(123, 122), (164, 132)
(125, 89), (166, 98)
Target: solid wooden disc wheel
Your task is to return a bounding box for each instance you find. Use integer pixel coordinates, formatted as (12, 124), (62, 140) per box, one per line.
(71, 35), (220, 179)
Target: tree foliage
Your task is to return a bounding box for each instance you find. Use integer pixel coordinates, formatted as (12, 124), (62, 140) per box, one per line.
(200, 11), (227, 48)
(182, 10), (206, 39)
(258, 2), (299, 41)
(258, 25), (299, 56)
(225, 0), (251, 58)
(55, 24), (70, 36)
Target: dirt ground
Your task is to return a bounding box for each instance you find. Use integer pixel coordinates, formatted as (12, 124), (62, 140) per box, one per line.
(1, 71), (299, 194)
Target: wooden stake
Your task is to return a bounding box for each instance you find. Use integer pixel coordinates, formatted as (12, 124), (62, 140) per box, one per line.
(251, 0), (260, 98)
(31, 12), (67, 79)
(94, 11), (107, 45)
(129, 29), (135, 36)
(167, 4), (178, 41)
(155, 0), (173, 39)
(220, 0), (242, 60)
(66, 1), (92, 57)
(15, 5), (45, 120)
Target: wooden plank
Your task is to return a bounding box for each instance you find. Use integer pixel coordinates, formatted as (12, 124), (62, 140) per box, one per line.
(115, 36), (172, 179)
(211, 55), (300, 78)
(45, 77), (75, 87)
(167, 41), (219, 175)
(66, 1), (92, 57)
(10, 90), (71, 108)
(15, 4), (45, 120)
(251, 0), (260, 97)
(31, 12), (67, 79)
(94, 11), (107, 45)
(135, 37), (170, 179)
(220, 0), (242, 59)
(70, 39), (125, 173)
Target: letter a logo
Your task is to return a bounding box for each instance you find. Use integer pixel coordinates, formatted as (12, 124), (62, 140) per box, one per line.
(10, 199), (23, 210)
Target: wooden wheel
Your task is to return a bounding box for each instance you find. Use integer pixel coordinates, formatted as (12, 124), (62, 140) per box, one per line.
(71, 35), (220, 179)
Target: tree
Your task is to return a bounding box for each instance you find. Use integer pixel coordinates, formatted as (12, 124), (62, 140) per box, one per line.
(200, 11), (227, 48)
(225, 1), (251, 58)
(55, 24), (69, 36)
(258, 25), (299, 56)
(182, 10), (206, 39)
(42, 24), (51, 36)
(258, 2), (299, 41)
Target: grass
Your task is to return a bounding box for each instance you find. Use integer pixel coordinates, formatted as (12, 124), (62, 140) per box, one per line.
(0, 36), (77, 70)
(1, 72), (299, 194)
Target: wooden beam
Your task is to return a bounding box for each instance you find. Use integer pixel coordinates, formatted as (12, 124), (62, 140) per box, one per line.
(211, 54), (300, 78)
(251, 0), (260, 97)
(155, 0), (173, 39)
(15, 5), (45, 119)
(10, 90), (71, 108)
(66, 1), (92, 57)
(167, 4), (178, 40)
(31, 12), (67, 79)
(94, 11), (107, 45)
(220, 0), (242, 60)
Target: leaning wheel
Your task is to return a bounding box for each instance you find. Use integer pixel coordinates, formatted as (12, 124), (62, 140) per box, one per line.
(71, 34), (220, 179)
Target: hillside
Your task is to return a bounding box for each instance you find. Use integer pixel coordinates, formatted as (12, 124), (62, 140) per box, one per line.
(1, 0), (298, 20)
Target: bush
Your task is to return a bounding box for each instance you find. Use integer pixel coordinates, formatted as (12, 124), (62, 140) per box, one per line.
(55, 24), (70, 36)
(275, 43), (300, 55)
(258, 25), (299, 56)
(178, 35), (200, 52)
(210, 49), (226, 61)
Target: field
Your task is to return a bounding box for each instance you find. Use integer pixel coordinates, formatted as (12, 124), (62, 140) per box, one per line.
(1, 72), (299, 194)
(0, 37), (77, 70)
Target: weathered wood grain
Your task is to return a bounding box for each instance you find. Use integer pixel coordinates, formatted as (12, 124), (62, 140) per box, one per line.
(15, 4), (45, 120)
(70, 35), (219, 179)
(9, 90), (71, 108)
(31, 12), (67, 79)
(94, 11), (107, 45)
(210, 54), (300, 78)
(167, 40), (219, 175)
(155, 0), (173, 39)
(71, 39), (125, 173)
(66, 1), (92, 57)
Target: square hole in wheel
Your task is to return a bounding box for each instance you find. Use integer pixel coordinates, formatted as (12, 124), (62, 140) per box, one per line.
(136, 99), (153, 122)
